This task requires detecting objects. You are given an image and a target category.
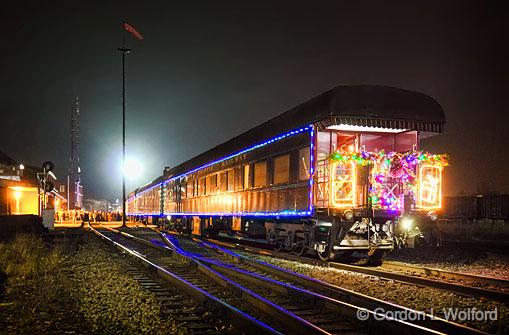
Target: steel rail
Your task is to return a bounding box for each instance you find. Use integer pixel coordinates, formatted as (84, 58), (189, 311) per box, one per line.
(98, 225), (367, 335)
(156, 232), (448, 335)
(329, 262), (509, 304)
(131, 227), (449, 334)
(88, 224), (282, 335)
(192, 237), (485, 335)
(164, 234), (489, 334)
(381, 260), (509, 289)
(196, 235), (509, 304)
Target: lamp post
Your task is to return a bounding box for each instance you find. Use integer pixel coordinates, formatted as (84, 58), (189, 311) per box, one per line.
(117, 43), (130, 228)
(117, 22), (143, 228)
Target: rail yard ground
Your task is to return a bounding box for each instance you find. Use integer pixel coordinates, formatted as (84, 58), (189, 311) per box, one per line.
(1, 229), (508, 335)
(387, 245), (509, 279)
(0, 234), (191, 334)
(243, 252), (509, 334)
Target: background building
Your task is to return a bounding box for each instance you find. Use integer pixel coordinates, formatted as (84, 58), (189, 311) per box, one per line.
(0, 151), (40, 215)
(83, 198), (109, 212)
(67, 97), (83, 209)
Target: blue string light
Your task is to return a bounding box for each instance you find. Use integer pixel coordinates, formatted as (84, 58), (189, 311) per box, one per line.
(129, 210), (313, 217)
(128, 125), (315, 217)
(308, 127), (315, 212)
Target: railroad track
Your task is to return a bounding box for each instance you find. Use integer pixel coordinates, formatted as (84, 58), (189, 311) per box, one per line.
(380, 261), (509, 289)
(136, 227), (484, 335)
(124, 266), (232, 333)
(89, 224), (283, 335)
(105, 226), (480, 334)
(96, 225), (385, 334)
(194, 234), (509, 304)
(329, 262), (509, 304)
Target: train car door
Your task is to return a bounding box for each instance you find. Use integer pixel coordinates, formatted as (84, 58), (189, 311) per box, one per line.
(192, 216), (201, 235)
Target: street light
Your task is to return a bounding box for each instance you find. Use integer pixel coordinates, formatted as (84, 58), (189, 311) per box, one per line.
(118, 22), (143, 228)
(124, 158), (141, 179)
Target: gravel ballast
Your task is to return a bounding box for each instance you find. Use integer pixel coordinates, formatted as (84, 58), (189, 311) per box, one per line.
(245, 253), (508, 334)
(68, 238), (187, 335)
(0, 234), (188, 334)
(387, 246), (509, 279)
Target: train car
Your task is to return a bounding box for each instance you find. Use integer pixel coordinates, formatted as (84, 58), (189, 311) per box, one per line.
(127, 85), (447, 264)
(127, 176), (164, 224)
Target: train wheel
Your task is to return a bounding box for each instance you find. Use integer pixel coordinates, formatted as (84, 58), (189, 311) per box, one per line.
(293, 237), (306, 256)
(317, 247), (334, 261)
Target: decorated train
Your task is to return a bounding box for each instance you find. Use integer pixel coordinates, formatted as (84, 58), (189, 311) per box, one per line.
(127, 85), (447, 264)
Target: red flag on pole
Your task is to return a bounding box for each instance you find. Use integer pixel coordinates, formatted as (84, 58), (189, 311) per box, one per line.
(123, 22), (144, 40)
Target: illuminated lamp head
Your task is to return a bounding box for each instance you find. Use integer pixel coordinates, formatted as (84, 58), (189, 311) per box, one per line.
(400, 216), (414, 230)
(343, 209), (354, 221)
(124, 158), (142, 179)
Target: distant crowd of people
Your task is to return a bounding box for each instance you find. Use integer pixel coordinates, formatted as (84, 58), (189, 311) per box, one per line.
(55, 209), (123, 223)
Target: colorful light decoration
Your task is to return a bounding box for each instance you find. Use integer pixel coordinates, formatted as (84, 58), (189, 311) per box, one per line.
(329, 150), (448, 210)
(330, 161), (356, 207)
(128, 125), (314, 217)
(417, 164), (443, 209)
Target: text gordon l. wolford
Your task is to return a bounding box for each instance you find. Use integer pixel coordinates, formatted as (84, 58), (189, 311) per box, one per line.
(356, 307), (498, 322)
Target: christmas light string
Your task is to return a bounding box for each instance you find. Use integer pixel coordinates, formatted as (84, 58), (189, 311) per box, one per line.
(329, 150), (449, 210)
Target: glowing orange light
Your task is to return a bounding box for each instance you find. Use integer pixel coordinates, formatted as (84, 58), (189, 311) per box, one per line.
(330, 161), (356, 207)
(417, 165), (442, 209)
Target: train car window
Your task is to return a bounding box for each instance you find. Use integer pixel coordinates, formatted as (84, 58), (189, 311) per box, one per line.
(254, 161), (267, 187)
(317, 131), (331, 161)
(206, 174), (217, 194)
(186, 179), (193, 198)
(173, 184), (179, 202)
(274, 154), (290, 184)
(243, 165), (250, 189)
(168, 182), (174, 203)
(206, 175), (211, 194)
(234, 167), (242, 191)
(227, 169), (234, 191)
(213, 174), (218, 193)
(199, 177), (206, 196)
(334, 133), (357, 152)
(219, 172), (227, 192)
(394, 130), (418, 152)
(299, 147), (310, 180)
(181, 181), (186, 199)
(360, 133), (394, 152)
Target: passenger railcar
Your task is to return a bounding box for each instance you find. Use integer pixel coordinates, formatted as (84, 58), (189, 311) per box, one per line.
(127, 85), (447, 263)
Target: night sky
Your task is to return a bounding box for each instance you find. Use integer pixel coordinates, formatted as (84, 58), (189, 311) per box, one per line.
(1, 1), (508, 201)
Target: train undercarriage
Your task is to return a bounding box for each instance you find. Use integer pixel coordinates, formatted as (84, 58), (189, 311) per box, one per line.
(155, 214), (415, 265)
(153, 207), (441, 265)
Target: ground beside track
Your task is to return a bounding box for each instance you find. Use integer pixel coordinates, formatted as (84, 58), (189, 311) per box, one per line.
(387, 246), (509, 279)
(241, 252), (509, 334)
(0, 233), (190, 335)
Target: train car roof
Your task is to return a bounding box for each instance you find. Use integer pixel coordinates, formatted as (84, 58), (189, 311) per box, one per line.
(129, 85), (446, 194)
(131, 175), (164, 195)
(163, 85), (445, 180)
